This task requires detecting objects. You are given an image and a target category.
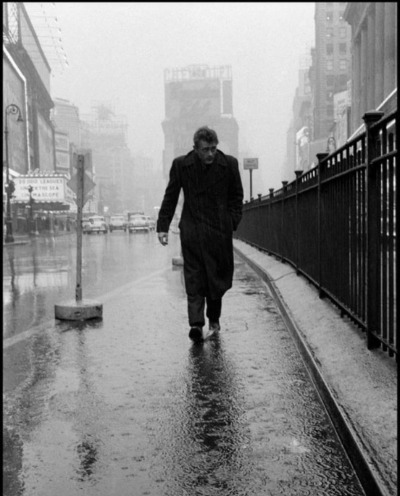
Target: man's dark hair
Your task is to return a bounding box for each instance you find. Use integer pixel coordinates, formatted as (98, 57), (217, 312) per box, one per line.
(193, 126), (219, 148)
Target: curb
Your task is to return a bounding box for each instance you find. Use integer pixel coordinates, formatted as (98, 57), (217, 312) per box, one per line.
(3, 231), (75, 246)
(233, 245), (389, 496)
(3, 240), (31, 246)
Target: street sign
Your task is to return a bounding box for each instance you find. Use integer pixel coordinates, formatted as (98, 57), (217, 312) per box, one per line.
(67, 172), (95, 196)
(67, 172), (95, 206)
(243, 158), (259, 170)
(72, 151), (92, 171)
(68, 152), (96, 206)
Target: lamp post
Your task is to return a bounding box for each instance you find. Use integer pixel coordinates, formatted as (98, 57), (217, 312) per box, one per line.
(4, 103), (24, 243)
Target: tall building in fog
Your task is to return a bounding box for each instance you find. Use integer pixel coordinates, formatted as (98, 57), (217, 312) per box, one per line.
(311, 2), (352, 141)
(285, 2), (353, 177)
(162, 64), (239, 180)
(80, 102), (135, 214)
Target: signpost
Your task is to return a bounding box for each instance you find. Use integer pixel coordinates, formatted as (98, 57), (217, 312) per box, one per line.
(243, 158), (258, 200)
(55, 153), (102, 321)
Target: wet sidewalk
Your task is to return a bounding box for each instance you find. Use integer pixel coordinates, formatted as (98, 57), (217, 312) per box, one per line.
(3, 233), (396, 496)
(3, 233), (372, 496)
(233, 238), (397, 496)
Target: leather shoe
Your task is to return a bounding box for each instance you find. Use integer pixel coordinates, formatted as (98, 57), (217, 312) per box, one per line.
(189, 326), (203, 343)
(209, 321), (220, 332)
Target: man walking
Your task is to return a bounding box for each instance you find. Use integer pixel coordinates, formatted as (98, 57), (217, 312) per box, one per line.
(157, 126), (244, 343)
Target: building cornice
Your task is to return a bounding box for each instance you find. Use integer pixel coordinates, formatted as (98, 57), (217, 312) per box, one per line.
(344, 3), (375, 41)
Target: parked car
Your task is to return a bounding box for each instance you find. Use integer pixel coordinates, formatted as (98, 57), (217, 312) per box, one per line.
(145, 216), (156, 231)
(82, 218), (91, 234)
(128, 214), (150, 233)
(86, 215), (108, 234)
(109, 214), (127, 232)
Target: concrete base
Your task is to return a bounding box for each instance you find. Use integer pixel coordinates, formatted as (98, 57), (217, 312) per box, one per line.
(55, 299), (103, 321)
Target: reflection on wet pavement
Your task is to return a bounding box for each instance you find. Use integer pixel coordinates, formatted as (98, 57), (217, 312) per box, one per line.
(150, 334), (254, 495)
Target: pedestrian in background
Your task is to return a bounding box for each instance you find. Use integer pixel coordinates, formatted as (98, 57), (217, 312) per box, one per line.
(157, 126), (244, 343)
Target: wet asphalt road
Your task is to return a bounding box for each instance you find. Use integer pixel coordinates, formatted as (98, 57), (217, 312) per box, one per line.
(3, 232), (365, 496)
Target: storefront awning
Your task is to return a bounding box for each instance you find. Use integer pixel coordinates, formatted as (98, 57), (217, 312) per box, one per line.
(13, 201), (70, 211)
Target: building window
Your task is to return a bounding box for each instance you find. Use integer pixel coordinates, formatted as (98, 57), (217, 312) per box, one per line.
(339, 42), (347, 53)
(340, 27), (346, 38)
(339, 59), (347, 70)
(326, 27), (333, 38)
(339, 74), (348, 86)
(327, 60), (334, 70)
(326, 43), (333, 55)
(327, 75), (334, 86)
(339, 12), (345, 21)
(326, 12), (333, 21)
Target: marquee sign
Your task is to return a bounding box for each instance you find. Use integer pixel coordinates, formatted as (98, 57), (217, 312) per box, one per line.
(13, 174), (67, 203)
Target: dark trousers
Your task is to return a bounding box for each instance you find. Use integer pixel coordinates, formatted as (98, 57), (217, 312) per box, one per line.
(187, 295), (222, 327)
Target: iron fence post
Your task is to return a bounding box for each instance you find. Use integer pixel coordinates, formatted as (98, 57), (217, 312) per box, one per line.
(295, 170), (303, 274)
(269, 189), (274, 255)
(363, 111), (384, 349)
(317, 153), (329, 298)
(281, 181), (288, 262)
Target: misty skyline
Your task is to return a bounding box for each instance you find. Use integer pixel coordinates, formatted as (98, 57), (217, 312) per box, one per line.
(35, 2), (315, 192)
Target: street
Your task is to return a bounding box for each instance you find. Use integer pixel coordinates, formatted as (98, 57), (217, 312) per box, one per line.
(3, 232), (365, 496)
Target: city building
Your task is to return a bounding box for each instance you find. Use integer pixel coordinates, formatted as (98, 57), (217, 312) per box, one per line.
(3, 2), (72, 234)
(162, 64), (239, 181)
(80, 102), (135, 214)
(285, 2), (353, 176)
(344, 2), (397, 137)
(3, 2), (56, 176)
(283, 51), (313, 180)
(52, 98), (97, 213)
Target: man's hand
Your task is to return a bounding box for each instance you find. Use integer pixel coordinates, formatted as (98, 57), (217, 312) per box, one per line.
(158, 232), (168, 246)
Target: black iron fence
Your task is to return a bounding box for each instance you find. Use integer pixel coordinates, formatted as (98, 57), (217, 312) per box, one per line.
(235, 110), (397, 359)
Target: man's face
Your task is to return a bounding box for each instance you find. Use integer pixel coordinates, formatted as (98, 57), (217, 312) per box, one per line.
(195, 140), (218, 166)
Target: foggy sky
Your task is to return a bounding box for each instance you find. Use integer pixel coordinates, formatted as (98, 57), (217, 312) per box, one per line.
(48, 2), (315, 192)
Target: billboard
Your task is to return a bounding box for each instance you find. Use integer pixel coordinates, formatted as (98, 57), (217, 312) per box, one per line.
(55, 131), (70, 174)
(37, 112), (55, 171)
(165, 79), (221, 120)
(55, 132), (69, 152)
(56, 151), (70, 173)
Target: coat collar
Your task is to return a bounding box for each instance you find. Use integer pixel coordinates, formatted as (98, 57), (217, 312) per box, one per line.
(183, 149), (228, 168)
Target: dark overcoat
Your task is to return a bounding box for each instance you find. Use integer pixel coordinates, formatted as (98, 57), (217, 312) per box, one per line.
(157, 149), (244, 299)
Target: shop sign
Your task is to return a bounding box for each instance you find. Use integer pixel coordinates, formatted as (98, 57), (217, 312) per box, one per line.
(55, 133), (69, 151)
